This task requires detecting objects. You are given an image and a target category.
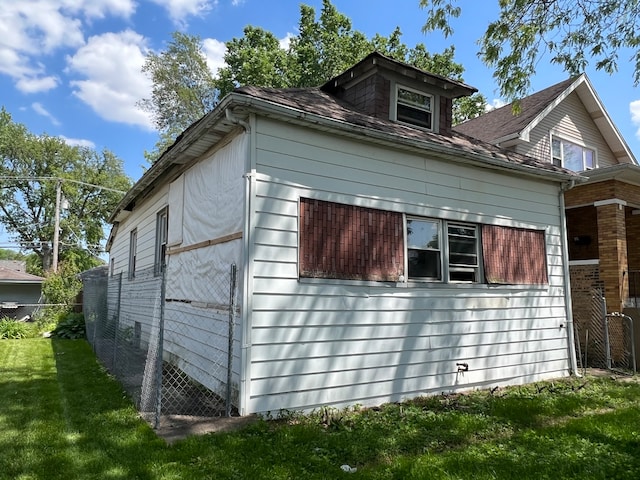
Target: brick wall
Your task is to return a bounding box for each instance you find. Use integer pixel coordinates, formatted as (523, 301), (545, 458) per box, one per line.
(338, 74), (390, 119)
(439, 97), (452, 137)
(596, 202), (628, 312)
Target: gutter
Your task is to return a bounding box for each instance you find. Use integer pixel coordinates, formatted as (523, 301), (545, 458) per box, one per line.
(559, 180), (581, 376)
(226, 94), (582, 185)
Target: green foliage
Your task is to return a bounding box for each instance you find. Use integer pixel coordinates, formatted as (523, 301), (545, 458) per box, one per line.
(421, 0), (640, 102)
(42, 261), (83, 307)
(0, 107), (131, 271)
(0, 317), (29, 339)
(0, 248), (25, 261)
(51, 312), (85, 339)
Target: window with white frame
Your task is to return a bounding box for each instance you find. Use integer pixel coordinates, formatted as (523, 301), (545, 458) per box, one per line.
(406, 218), (480, 282)
(128, 229), (137, 280)
(396, 85), (433, 130)
(407, 218), (441, 280)
(154, 207), (168, 276)
(551, 136), (595, 171)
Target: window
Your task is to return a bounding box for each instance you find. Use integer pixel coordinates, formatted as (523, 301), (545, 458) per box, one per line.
(396, 85), (433, 130)
(448, 223), (480, 282)
(406, 218), (480, 282)
(154, 207), (168, 276)
(298, 199), (547, 286)
(407, 218), (441, 280)
(551, 136), (595, 171)
(128, 229), (137, 280)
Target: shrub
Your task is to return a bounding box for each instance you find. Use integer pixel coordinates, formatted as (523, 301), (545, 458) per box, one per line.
(51, 312), (86, 339)
(0, 318), (29, 339)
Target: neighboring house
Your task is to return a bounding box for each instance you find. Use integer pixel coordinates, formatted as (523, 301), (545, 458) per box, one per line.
(107, 52), (582, 416)
(455, 74), (640, 368)
(0, 262), (44, 319)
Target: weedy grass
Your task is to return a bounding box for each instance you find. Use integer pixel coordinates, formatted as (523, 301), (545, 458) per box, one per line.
(1, 339), (639, 479)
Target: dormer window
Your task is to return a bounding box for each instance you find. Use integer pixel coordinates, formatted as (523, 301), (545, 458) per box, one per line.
(396, 85), (433, 130)
(551, 135), (596, 171)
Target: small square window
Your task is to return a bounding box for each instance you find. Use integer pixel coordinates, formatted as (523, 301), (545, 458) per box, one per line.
(396, 86), (433, 130)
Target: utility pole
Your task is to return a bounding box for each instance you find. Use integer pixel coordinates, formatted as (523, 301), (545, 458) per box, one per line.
(52, 180), (61, 273)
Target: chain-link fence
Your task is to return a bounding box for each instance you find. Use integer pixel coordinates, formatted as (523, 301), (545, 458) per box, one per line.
(83, 261), (239, 427)
(572, 287), (636, 373)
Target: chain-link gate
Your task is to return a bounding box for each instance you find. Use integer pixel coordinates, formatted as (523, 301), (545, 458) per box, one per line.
(573, 287), (608, 369)
(572, 287), (636, 373)
(605, 312), (636, 373)
(83, 262), (239, 427)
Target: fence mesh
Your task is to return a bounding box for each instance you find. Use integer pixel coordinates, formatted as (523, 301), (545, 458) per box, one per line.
(83, 261), (239, 427)
(572, 287), (636, 372)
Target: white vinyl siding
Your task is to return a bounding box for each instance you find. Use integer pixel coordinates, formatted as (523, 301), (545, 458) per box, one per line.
(517, 91), (618, 167)
(247, 117), (569, 414)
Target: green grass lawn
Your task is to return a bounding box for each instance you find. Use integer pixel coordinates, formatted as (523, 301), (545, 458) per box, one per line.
(1, 339), (639, 480)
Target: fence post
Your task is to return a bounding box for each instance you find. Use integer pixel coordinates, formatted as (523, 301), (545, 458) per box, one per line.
(154, 266), (168, 429)
(112, 272), (123, 372)
(226, 263), (237, 417)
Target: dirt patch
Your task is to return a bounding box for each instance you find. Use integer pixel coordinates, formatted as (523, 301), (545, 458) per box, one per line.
(152, 414), (259, 444)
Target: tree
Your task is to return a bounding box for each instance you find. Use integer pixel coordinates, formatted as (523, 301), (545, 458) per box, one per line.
(420, 0), (640, 103)
(216, 26), (290, 99)
(138, 31), (219, 161)
(0, 107), (132, 272)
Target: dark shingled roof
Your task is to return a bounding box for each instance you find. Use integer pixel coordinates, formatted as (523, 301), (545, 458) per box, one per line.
(235, 85), (579, 178)
(0, 266), (44, 283)
(453, 78), (576, 143)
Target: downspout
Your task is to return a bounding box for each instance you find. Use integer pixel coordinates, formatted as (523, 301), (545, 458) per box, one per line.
(226, 107), (251, 132)
(226, 107), (254, 416)
(559, 180), (580, 376)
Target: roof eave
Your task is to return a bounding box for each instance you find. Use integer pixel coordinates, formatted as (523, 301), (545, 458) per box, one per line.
(111, 92), (583, 222)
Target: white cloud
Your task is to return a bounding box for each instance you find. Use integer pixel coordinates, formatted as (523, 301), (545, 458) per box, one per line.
(630, 99), (640, 139)
(279, 33), (295, 51)
(150, 0), (216, 26)
(202, 38), (226, 74)
(59, 135), (96, 148)
(0, 0), (135, 93)
(231, 0), (245, 5)
(17, 76), (60, 94)
(32, 102), (61, 126)
(486, 98), (508, 112)
(66, 30), (154, 129)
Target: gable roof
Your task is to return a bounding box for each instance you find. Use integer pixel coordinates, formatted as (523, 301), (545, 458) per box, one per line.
(454, 74), (637, 165)
(110, 70), (584, 225)
(0, 266), (44, 284)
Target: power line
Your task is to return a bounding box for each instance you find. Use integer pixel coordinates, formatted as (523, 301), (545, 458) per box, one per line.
(0, 176), (127, 194)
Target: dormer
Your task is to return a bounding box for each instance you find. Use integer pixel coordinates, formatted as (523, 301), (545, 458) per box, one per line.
(321, 52), (477, 136)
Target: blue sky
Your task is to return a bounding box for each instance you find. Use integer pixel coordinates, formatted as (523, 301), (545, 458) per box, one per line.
(3, 0), (640, 186)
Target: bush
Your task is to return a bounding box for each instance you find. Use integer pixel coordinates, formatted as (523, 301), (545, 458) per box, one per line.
(0, 318), (30, 339)
(51, 312), (86, 339)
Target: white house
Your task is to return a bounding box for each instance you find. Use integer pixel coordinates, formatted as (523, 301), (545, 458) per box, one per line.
(107, 52), (582, 416)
